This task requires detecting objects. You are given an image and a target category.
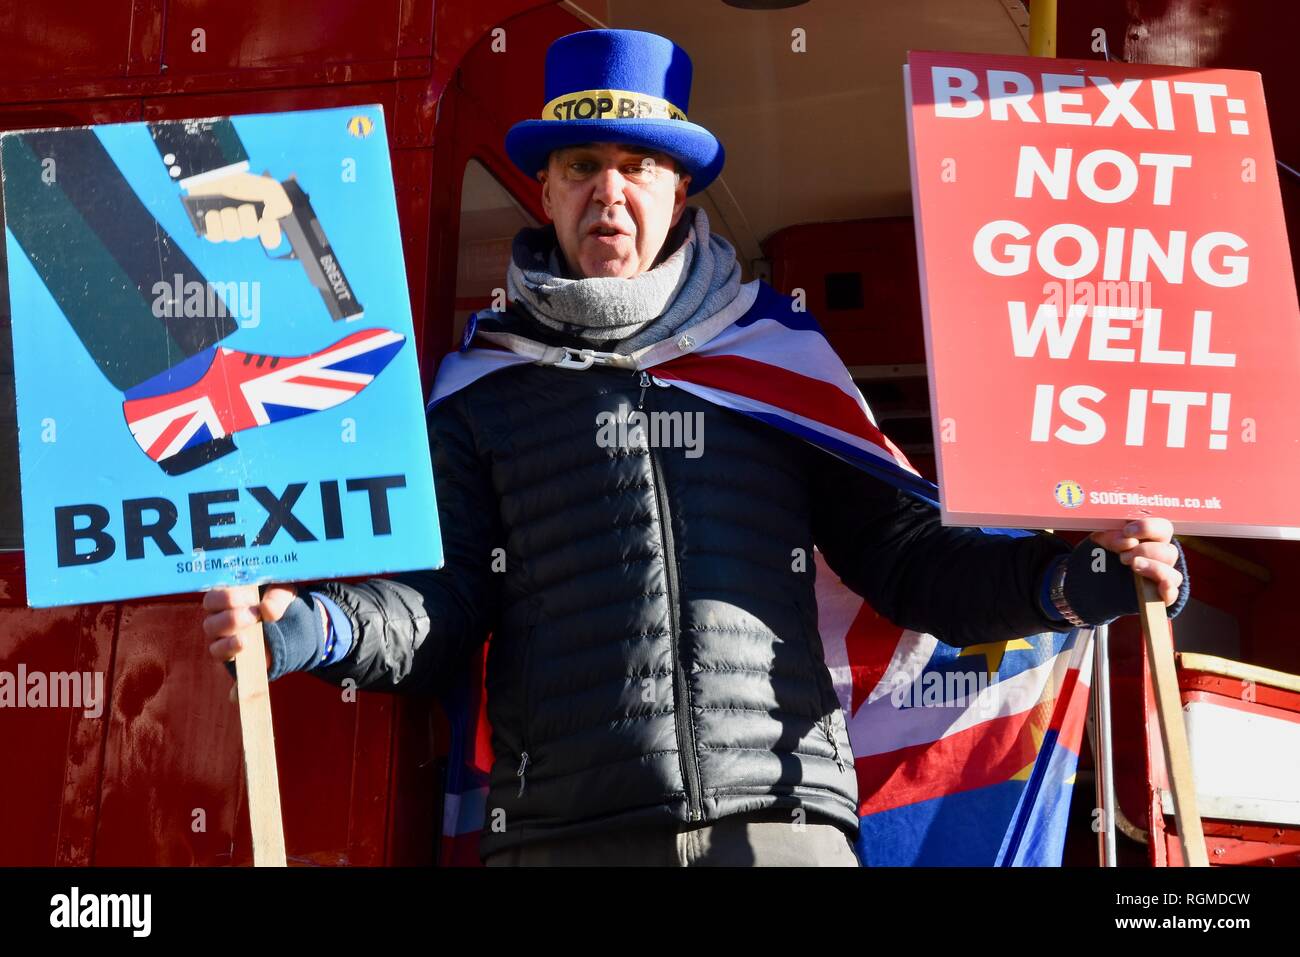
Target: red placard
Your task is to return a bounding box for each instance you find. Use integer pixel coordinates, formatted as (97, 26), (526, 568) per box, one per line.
(905, 50), (1300, 538)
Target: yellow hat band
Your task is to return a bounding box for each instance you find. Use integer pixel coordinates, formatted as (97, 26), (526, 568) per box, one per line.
(542, 88), (688, 123)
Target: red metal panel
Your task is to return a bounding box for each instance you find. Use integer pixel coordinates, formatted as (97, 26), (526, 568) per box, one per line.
(0, 557), (28, 617)
(394, 148), (435, 366)
(140, 83), (399, 123)
(0, 602), (97, 865)
(89, 600), (398, 867)
(346, 688), (398, 865)
(0, 99), (143, 132)
(396, 0), (435, 61)
(1202, 823), (1300, 866)
(392, 75), (439, 149)
(93, 600), (244, 865)
(0, 2), (135, 83)
(54, 603), (119, 866)
(126, 0), (167, 77)
(385, 697), (442, 866)
(0, 64), (417, 110)
(160, 0), (404, 74)
(431, 1), (559, 94)
(1179, 672), (1300, 714)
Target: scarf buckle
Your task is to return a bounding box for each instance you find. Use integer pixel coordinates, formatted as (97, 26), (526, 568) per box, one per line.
(552, 346), (632, 370)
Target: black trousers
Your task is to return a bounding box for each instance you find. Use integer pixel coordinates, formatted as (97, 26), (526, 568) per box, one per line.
(483, 808), (861, 867)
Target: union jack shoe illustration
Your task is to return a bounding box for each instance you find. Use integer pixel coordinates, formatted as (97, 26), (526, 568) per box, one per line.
(121, 328), (405, 474)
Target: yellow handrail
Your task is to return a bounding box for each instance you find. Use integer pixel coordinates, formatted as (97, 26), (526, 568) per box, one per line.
(1029, 0), (1057, 57)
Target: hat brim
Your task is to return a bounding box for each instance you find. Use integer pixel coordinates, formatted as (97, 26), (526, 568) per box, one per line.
(505, 117), (724, 196)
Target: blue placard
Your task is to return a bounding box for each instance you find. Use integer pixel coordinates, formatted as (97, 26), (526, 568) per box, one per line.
(1, 105), (443, 607)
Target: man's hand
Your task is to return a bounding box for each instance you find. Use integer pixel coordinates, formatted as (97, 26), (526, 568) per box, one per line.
(203, 585), (299, 702)
(1086, 516), (1183, 607)
(186, 172), (292, 249)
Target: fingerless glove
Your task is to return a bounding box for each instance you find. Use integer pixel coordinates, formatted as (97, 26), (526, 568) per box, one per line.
(1038, 536), (1190, 627)
(223, 589), (355, 681)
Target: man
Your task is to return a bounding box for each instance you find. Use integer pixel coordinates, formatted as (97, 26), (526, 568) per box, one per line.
(202, 29), (1189, 866)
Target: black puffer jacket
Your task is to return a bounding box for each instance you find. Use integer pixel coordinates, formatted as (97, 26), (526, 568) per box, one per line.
(309, 306), (1077, 859)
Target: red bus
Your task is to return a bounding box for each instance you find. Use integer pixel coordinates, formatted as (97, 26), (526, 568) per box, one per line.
(2, 0), (1297, 867)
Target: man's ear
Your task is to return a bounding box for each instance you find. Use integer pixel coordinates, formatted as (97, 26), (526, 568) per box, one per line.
(670, 174), (692, 226)
(537, 169), (553, 219)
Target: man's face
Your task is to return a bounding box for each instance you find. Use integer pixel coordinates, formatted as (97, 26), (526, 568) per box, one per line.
(538, 142), (692, 279)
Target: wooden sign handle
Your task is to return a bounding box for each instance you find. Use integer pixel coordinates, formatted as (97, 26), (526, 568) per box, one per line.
(230, 583), (287, 867)
(1134, 569), (1209, 867)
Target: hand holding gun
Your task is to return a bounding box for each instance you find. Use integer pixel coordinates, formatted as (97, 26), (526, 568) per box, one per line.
(181, 171), (364, 322)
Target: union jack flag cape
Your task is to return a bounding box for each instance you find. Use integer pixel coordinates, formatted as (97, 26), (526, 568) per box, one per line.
(429, 280), (1094, 867)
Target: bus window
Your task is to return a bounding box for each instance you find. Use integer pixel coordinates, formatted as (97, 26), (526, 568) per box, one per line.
(451, 159), (538, 348)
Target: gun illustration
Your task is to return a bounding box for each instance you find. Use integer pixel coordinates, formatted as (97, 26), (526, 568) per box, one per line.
(180, 176), (364, 322)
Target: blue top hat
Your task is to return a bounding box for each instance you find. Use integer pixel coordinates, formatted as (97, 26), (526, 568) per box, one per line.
(505, 29), (725, 196)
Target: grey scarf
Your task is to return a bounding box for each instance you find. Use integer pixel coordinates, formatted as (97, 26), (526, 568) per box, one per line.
(505, 205), (742, 354)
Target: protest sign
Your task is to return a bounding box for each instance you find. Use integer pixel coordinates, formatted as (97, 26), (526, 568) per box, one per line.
(905, 51), (1300, 537)
(2, 104), (444, 865)
(1, 105), (442, 606)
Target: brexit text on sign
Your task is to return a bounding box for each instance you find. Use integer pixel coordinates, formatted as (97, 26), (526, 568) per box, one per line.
(905, 50), (1300, 538)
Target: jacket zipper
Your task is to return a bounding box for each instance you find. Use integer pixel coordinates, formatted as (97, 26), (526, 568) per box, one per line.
(517, 605), (540, 798)
(636, 370), (668, 410)
(796, 597), (847, 773)
(824, 714), (846, 773)
(516, 751), (530, 799)
(639, 369), (703, 821)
